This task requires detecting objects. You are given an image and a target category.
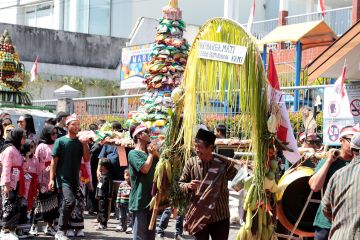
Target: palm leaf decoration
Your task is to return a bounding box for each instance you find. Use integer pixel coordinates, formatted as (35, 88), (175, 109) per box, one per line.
(177, 18), (275, 239)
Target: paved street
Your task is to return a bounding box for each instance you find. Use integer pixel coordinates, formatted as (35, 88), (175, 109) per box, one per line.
(33, 212), (240, 239)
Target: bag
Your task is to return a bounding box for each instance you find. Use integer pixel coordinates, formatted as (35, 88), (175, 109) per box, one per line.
(230, 167), (251, 192)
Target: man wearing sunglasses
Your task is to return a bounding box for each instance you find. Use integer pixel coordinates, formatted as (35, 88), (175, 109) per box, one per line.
(321, 133), (360, 239)
(309, 125), (358, 240)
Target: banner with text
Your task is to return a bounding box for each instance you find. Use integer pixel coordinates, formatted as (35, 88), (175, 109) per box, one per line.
(198, 40), (247, 65)
(323, 82), (360, 145)
(120, 44), (153, 90)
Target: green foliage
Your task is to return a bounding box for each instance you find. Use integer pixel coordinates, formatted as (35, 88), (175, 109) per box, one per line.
(63, 76), (85, 95)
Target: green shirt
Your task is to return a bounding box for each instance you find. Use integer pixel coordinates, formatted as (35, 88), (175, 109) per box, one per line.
(128, 150), (157, 211)
(313, 158), (349, 229)
(52, 136), (83, 188)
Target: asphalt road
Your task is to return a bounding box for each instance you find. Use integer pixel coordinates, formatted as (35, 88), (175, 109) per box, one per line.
(33, 212), (240, 239)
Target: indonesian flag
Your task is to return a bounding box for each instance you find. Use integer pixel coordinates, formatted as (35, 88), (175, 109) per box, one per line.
(267, 50), (301, 163)
(247, 0), (256, 32)
(333, 64), (346, 98)
(318, 0), (326, 17)
(30, 56), (38, 82)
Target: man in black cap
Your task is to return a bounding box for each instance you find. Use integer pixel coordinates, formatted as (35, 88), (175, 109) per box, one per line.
(179, 128), (237, 240)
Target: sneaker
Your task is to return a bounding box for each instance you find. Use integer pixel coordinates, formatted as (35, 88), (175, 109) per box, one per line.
(2, 231), (19, 240)
(156, 233), (165, 240)
(44, 226), (57, 236)
(55, 231), (70, 240)
(125, 227), (133, 234)
(95, 224), (107, 230)
(28, 226), (38, 236)
(115, 225), (124, 232)
(75, 229), (84, 237)
(65, 229), (75, 237)
(16, 229), (31, 239)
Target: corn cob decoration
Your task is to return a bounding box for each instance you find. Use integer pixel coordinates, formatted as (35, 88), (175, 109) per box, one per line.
(176, 18), (277, 239)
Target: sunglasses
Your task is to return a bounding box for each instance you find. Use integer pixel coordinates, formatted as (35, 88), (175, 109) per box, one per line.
(17, 120), (24, 124)
(51, 132), (57, 135)
(30, 145), (35, 149)
(343, 137), (351, 143)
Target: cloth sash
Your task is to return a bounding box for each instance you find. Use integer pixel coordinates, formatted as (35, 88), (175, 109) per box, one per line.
(80, 164), (90, 184)
(12, 166), (26, 198)
(27, 172), (38, 210)
(184, 157), (226, 235)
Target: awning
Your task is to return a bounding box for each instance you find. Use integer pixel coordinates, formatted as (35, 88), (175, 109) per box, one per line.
(258, 20), (337, 50)
(307, 20), (360, 82)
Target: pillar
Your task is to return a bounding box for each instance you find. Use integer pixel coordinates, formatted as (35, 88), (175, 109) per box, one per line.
(353, 0), (360, 24)
(293, 41), (302, 112)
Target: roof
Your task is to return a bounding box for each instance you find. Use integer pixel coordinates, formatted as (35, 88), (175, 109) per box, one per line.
(258, 20), (337, 50)
(307, 20), (360, 82)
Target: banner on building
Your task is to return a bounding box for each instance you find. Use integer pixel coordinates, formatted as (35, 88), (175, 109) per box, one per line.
(323, 82), (360, 145)
(120, 44), (153, 90)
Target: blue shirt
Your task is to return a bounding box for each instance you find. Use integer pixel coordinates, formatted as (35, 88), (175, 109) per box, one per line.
(98, 144), (123, 181)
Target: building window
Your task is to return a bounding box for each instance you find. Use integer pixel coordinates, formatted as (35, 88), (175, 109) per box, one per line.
(25, 4), (53, 29)
(89, 0), (111, 35)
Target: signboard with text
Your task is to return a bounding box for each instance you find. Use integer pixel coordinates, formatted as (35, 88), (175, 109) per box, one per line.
(323, 83), (360, 145)
(198, 40), (247, 65)
(120, 44), (153, 90)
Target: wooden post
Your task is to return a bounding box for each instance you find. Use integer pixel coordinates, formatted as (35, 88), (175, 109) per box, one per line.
(353, 0), (360, 24)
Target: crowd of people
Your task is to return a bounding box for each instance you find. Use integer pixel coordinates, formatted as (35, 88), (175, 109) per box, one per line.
(0, 111), (359, 240)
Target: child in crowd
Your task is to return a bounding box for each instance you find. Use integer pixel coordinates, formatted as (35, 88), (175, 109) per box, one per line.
(116, 168), (132, 233)
(18, 139), (39, 238)
(95, 158), (113, 230)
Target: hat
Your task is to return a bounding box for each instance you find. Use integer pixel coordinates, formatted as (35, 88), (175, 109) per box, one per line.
(340, 125), (358, 138)
(195, 128), (216, 145)
(132, 123), (148, 138)
(65, 113), (79, 125)
(350, 133), (360, 150)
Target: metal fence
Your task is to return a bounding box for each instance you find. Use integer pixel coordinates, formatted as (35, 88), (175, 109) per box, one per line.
(243, 18), (279, 40)
(32, 85), (327, 137)
(285, 6), (352, 35)
(242, 6), (352, 39)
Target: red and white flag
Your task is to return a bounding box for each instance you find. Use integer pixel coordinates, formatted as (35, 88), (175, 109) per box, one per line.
(318, 0), (326, 17)
(333, 63), (346, 98)
(267, 50), (301, 164)
(30, 56), (38, 82)
(247, 0), (256, 32)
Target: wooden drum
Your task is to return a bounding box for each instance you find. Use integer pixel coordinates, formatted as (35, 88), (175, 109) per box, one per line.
(276, 166), (322, 237)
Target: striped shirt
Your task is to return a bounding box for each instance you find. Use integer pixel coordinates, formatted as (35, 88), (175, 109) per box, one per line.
(322, 157), (360, 240)
(179, 155), (237, 223)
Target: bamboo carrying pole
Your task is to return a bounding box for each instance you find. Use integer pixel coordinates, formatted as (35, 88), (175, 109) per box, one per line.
(148, 191), (162, 230)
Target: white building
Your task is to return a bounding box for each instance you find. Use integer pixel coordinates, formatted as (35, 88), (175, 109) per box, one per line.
(0, 0), (353, 39)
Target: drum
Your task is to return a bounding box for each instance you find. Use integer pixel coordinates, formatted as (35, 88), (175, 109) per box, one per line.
(276, 166), (321, 237)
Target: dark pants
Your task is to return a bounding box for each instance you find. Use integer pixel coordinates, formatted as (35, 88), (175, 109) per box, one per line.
(157, 207), (183, 236)
(193, 218), (230, 240)
(314, 227), (330, 240)
(119, 202), (132, 229)
(1, 189), (20, 230)
(132, 208), (155, 240)
(58, 185), (76, 231)
(97, 197), (111, 226)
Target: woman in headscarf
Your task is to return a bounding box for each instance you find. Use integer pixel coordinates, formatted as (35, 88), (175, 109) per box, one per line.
(30, 125), (58, 236)
(0, 128), (26, 239)
(17, 114), (36, 141)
